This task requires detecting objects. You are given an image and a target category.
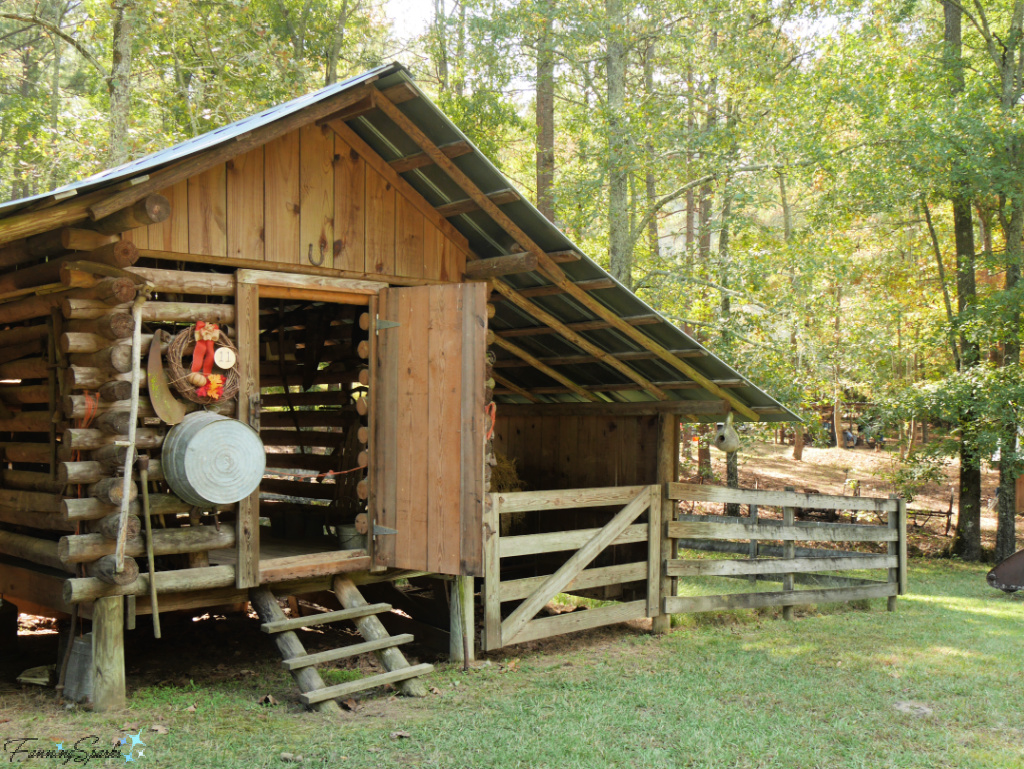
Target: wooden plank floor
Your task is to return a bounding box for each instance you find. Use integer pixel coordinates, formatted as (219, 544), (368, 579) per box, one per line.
(210, 535), (356, 564)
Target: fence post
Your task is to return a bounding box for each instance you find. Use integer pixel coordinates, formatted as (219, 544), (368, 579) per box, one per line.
(651, 413), (679, 633)
(748, 503), (758, 588)
(887, 494), (900, 611)
(482, 494), (501, 649)
(782, 486), (795, 621)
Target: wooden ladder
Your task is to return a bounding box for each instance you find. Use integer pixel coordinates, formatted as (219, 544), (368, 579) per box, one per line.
(249, 577), (432, 713)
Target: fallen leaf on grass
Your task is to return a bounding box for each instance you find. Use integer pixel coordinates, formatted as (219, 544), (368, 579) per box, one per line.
(184, 704), (197, 713)
(149, 725), (169, 735)
(280, 752), (304, 763)
(340, 698), (359, 712)
(389, 730), (411, 740)
(429, 686), (442, 696)
(367, 747), (381, 753)
(258, 694), (279, 706)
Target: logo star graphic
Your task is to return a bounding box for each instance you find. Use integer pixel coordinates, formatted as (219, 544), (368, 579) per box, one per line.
(119, 737), (127, 746)
(128, 731), (146, 749)
(123, 752), (135, 763)
(138, 749), (145, 758)
(55, 743), (63, 751)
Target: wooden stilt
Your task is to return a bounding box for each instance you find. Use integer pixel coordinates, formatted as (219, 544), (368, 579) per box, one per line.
(449, 575), (475, 665)
(90, 595), (125, 711)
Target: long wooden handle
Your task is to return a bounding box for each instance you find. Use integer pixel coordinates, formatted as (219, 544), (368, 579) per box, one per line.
(140, 461), (161, 639)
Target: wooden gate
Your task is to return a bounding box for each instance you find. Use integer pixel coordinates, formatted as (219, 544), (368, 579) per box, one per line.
(482, 485), (659, 650)
(370, 282), (488, 576)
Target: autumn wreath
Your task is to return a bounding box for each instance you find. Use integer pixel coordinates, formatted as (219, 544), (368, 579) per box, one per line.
(166, 323), (240, 405)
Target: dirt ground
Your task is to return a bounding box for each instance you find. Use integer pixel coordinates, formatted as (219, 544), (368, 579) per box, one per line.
(688, 440), (1012, 557)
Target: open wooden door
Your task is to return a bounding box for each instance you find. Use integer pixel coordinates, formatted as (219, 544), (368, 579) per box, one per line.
(370, 282), (487, 576)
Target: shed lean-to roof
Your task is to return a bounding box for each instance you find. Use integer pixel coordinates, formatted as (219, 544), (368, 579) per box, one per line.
(0, 62), (795, 422)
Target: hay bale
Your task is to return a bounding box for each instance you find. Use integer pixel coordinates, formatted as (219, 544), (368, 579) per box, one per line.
(491, 451), (524, 493)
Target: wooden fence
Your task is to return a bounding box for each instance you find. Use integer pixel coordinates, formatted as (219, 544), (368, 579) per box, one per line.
(663, 483), (907, 616)
(480, 482), (908, 650)
(482, 485), (659, 650)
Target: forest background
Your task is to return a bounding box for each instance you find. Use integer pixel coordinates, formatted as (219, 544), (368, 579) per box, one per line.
(1, 0), (1021, 563)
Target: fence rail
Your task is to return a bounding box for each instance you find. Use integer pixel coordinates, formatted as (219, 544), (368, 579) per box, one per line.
(480, 482), (908, 650)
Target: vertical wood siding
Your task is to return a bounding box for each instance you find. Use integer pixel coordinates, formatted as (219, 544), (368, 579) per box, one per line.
(141, 127), (470, 282)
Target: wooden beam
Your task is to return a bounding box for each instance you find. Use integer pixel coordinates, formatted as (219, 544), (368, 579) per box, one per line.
(86, 81), (378, 223)
(464, 252), (537, 280)
(436, 188), (520, 217)
(510, 277), (615, 299)
(380, 81), (418, 105)
(490, 372), (541, 403)
(373, 87), (759, 420)
(390, 140), (473, 173)
(489, 335), (598, 402)
(315, 94), (377, 125)
(497, 400), (728, 418)
(492, 348), (704, 369)
(497, 313), (662, 338)
(491, 279), (668, 400)
(493, 379), (745, 396)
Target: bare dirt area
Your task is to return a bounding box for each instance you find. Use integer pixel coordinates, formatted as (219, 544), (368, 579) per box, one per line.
(683, 439), (1016, 557)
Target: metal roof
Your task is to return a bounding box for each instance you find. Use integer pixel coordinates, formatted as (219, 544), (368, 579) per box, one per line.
(0, 62), (796, 422)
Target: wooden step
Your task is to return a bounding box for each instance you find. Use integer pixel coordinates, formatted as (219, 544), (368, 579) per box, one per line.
(260, 603), (392, 634)
(299, 663), (434, 705)
(281, 634), (415, 671)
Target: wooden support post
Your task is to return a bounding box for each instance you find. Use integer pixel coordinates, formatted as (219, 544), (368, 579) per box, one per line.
(91, 595), (125, 711)
(332, 576), (427, 697)
(0, 598), (17, 654)
(652, 414), (679, 633)
(482, 494), (501, 650)
(449, 575), (475, 665)
(782, 487), (795, 620)
(235, 279), (260, 589)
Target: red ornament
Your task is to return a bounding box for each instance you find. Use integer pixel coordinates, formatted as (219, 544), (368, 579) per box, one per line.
(191, 321), (220, 378)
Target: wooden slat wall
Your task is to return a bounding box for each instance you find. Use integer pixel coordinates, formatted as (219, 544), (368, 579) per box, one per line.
(140, 128), (469, 282)
(492, 415), (659, 491)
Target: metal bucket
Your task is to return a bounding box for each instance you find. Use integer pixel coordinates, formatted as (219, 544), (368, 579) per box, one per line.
(338, 524), (366, 550)
(162, 411), (265, 506)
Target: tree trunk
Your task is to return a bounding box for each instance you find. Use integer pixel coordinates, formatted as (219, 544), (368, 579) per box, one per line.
(108, 0), (134, 165)
(996, 219), (1021, 562)
(642, 39), (659, 260)
(726, 451), (739, 516)
(606, 0), (631, 288)
(941, 1), (983, 560)
(324, 0), (351, 86)
(535, 0), (555, 222)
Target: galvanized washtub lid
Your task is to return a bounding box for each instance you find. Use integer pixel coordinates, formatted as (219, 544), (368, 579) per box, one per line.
(162, 411), (265, 506)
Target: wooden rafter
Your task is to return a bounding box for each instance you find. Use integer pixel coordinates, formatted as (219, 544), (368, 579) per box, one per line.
(372, 88), (760, 421)
(491, 280), (668, 400)
(390, 141), (473, 173)
(491, 372), (541, 403)
(496, 313), (662, 338)
(493, 349), (706, 369)
(493, 379), (745, 395)
(490, 277), (615, 301)
(489, 335), (598, 402)
(436, 189), (520, 217)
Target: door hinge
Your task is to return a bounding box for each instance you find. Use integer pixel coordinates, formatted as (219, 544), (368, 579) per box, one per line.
(375, 320), (400, 330)
(373, 525), (398, 536)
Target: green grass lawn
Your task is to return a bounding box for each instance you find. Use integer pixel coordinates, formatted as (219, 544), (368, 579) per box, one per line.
(2, 559), (1021, 769)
